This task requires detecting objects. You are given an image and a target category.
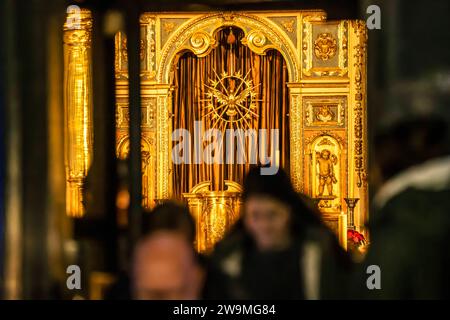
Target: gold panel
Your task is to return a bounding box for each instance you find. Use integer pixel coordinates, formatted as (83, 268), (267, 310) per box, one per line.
(267, 16), (298, 47)
(304, 96), (346, 128)
(303, 20), (348, 77)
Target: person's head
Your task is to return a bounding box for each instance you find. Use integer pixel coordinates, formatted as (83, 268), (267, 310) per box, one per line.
(132, 231), (203, 300)
(142, 201), (196, 243)
(242, 166), (321, 251)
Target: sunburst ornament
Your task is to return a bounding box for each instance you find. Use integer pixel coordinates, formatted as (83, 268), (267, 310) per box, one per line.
(201, 69), (260, 130)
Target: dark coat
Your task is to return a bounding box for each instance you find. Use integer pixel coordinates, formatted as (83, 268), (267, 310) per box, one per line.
(203, 221), (353, 300)
(353, 156), (450, 299)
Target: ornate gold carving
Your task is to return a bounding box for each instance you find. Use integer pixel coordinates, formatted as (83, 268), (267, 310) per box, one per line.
(246, 29), (267, 47)
(338, 21), (349, 75)
(183, 181), (242, 253)
(115, 103), (129, 128)
(203, 70), (259, 129)
(302, 20), (313, 74)
(114, 32), (128, 80)
(190, 31), (217, 57)
(303, 12), (327, 22)
(304, 130), (347, 148)
(141, 99), (156, 129)
(281, 19), (295, 33)
(140, 15), (157, 80)
(316, 105), (335, 122)
(163, 22), (176, 34)
(267, 16), (298, 48)
(352, 20), (368, 188)
(314, 32), (337, 60)
(63, 8), (93, 217)
(114, 31), (158, 208)
(287, 87), (303, 192)
(305, 100), (345, 127)
(302, 20), (348, 77)
(156, 92), (171, 200)
(156, 12), (301, 83)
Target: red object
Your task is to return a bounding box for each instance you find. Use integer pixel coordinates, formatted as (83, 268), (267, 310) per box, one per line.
(347, 230), (366, 245)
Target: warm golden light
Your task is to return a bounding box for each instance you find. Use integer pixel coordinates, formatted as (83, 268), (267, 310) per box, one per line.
(63, 8), (93, 217)
(338, 211), (348, 250)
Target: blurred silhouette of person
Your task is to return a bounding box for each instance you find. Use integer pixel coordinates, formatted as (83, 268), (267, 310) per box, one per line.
(106, 201), (203, 299)
(132, 231), (204, 299)
(356, 116), (450, 299)
(203, 166), (352, 300)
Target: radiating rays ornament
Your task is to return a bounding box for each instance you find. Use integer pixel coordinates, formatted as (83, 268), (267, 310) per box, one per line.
(201, 69), (261, 130)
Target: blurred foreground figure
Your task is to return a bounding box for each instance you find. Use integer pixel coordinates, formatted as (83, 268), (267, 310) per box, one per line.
(132, 231), (204, 299)
(204, 167), (352, 299)
(359, 117), (450, 299)
(107, 201), (203, 299)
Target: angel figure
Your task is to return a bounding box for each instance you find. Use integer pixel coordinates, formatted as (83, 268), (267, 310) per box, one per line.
(316, 149), (338, 196)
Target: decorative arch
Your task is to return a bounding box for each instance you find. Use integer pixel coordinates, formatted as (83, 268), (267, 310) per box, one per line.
(155, 12), (301, 83)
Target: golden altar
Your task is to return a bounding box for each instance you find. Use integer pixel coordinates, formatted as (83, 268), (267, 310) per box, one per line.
(63, 9), (368, 252)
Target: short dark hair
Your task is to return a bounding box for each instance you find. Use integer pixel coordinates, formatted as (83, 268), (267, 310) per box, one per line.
(142, 201), (196, 243)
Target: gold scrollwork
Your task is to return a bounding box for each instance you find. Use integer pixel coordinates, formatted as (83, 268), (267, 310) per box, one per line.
(246, 29), (267, 47)
(314, 32), (337, 60)
(352, 20), (367, 188)
(140, 15), (157, 80)
(163, 22), (176, 34)
(189, 31), (217, 57)
(303, 20), (348, 77)
(281, 19), (295, 33)
(302, 20), (313, 74)
(287, 87), (303, 192)
(305, 100), (345, 127)
(157, 12), (301, 83)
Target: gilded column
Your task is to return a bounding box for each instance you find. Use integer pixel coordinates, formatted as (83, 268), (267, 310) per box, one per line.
(63, 8), (93, 217)
(348, 20), (368, 231)
(287, 83), (303, 193)
(155, 88), (172, 200)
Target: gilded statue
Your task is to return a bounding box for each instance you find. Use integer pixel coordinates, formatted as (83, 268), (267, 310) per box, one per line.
(316, 149), (338, 196)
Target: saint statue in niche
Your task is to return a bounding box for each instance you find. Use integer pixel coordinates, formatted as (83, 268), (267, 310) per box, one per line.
(316, 149), (338, 196)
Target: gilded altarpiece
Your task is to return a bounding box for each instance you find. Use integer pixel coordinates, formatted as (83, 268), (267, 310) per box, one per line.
(64, 10), (368, 252)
